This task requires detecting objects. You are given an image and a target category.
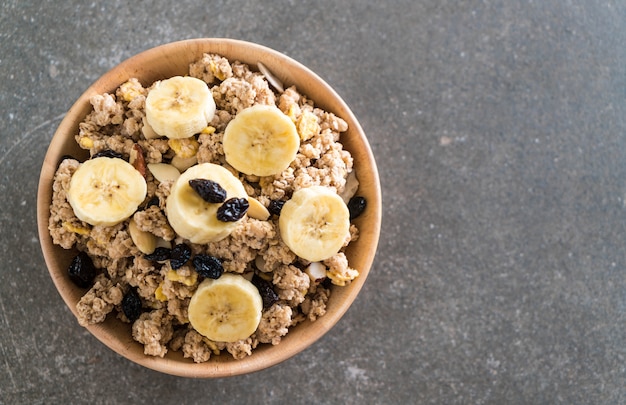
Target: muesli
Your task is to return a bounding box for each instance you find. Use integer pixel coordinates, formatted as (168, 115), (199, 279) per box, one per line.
(48, 53), (365, 361)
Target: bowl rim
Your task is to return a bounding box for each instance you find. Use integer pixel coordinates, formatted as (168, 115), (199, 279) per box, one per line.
(36, 38), (381, 378)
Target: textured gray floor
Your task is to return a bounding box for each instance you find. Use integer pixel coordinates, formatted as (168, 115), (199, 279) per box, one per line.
(2, 1), (626, 403)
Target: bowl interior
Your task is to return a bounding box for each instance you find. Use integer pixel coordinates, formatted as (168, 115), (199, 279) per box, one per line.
(37, 38), (381, 378)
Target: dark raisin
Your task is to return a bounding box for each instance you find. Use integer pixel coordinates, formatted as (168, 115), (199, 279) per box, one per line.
(347, 196), (367, 220)
(144, 196), (160, 209)
(268, 200), (285, 216)
(92, 149), (125, 160)
(58, 155), (78, 167)
(192, 254), (224, 279)
(251, 274), (279, 309)
(57, 155), (81, 170)
(121, 288), (142, 322)
(189, 179), (227, 203)
(321, 277), (333, 289)
(217, 198), (249, 222)
(68, 251), (97, 288)
(144, 246), (171, 262)
(170, 243), (192, 269)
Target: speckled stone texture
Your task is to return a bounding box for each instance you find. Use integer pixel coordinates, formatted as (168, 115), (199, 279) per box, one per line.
(2, 1), (626, 403)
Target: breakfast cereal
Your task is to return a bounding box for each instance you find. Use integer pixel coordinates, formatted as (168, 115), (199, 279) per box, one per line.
(48, 53), (362, 361)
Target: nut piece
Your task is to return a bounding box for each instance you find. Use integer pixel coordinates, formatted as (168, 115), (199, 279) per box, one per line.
(130, 144), (147, 178)
(305, 262), (327, 283)
(171, 155), (197, 172)
(247, 197), (270, 221)
(129, 217), (157, 254)
(339, 170), (359, 204)
(258, 61), (284, 93)
(147, 163), (181, 183)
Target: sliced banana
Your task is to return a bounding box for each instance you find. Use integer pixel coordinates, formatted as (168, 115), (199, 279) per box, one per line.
(247, 196), (270, 221)
(165, 163), (247, 244)
(128, 217), (157, 254)
(145, 76), (216, 139)
(279, 186), (350, 262)
(67, 157), (147, 226)
(222, 104), (299, 176)
(188, 273), (263, 342)
(147, 163), (180, 183)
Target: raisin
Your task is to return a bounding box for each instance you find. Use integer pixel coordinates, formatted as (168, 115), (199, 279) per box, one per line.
(217, 198), (249, 222)
(121, 288), (142, 322)
(268, 200), (285, 216)
(68, 251), (97, 288)
(170, 243), (192, 269)
(251, 274), (279, 309)
(192, 254), (224, 279)
(58, 155), (78, 167)
(144, 196), (160, 209)
(347, 196), (367, 220)
(92, 149), (125, 160)
(144, 246), (171, 262)
(189, 179), (227, 203)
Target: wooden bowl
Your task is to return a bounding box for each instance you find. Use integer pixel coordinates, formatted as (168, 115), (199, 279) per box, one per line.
(36, 38), (381, 378)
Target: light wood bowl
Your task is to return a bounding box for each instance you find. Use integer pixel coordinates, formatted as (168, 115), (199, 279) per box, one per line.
(37, 38), (381, 378)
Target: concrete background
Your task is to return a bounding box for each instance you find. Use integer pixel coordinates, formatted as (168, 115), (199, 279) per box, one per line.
(2, 1), (626, 403)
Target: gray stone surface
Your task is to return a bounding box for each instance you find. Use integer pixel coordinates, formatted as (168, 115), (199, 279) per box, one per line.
(1, 0), (625, 403)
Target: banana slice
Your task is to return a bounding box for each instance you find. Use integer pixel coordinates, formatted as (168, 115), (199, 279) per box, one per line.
(145, 76), (216, 139)
(165, 163), (247, 244)
(222, 104), (299, 176)
(188, 273), (263, 342)
(279, 186), (350, 262)
(67, 157), (147, 226)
